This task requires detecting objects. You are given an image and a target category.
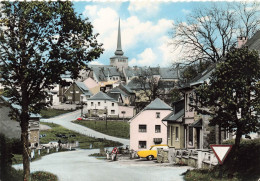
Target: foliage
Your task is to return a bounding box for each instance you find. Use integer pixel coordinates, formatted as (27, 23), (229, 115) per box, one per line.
(134, 67), (176, 102)
(40, 122), (122, 148)
(0, 134), (13, 180)
(169, 87), (183, 103)
(40, 108), (75, 118)
(184, 138), (260, 181)
(171, 2), (260, 63)
(73, 120), (130, 139)
(31, 171), (58, 181)
(180, 61), (212, 82)
(0, 1), (103, 179)
(193, 47), (260, 147)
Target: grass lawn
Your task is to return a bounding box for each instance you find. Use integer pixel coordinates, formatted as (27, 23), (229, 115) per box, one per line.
(40, 122), (123, 149)
(40, 108), (75, 118)
(73, 120), (130, 139)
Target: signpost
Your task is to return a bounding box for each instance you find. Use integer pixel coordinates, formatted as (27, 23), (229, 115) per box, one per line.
(210, 144), (233, 164)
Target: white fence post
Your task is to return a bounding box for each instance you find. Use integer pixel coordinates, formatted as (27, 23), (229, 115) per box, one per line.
(197, 150), (202, 168)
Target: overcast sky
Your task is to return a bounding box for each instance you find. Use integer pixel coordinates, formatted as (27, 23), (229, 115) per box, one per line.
(73, 1), (234, 67)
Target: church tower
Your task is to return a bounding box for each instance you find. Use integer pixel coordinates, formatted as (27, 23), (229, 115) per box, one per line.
(110, 19), (128, 71)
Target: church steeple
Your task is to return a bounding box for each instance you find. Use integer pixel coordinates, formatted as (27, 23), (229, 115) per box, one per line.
(114, 18), (124, 56)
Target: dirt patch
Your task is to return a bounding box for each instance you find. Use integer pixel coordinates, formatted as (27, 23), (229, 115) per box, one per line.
(40, 124), (52, 130)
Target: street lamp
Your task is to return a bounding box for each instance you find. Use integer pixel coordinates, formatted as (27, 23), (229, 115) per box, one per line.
(104, 106), (107, 130)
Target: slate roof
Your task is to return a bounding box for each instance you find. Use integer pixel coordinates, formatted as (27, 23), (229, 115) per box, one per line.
(143, 98), (172, 110)
(162, 109), (184, 123)
(107, 87), (128, 97)
(190, 119), (202, 128)
(88, 91), (116, 101)
(159, 68), (179, 79)
(126, 78), (148, 90)
(75, 82), (92, 96)
(0, 96), (41, 118)
(107, 92), (121, 102)
(124, 67), (179, 80)
(246, 30), (260, 51)
(90, 65), (122, 82)
(119, 84), (134, 94)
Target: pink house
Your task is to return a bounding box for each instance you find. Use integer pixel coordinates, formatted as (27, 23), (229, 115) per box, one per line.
(129, 98), (172, 151)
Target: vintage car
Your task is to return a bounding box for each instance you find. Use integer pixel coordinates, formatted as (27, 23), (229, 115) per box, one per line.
(137, 144), (169, 160)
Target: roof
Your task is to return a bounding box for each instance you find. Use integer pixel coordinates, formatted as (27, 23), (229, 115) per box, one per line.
(120, 84), (134, 94)
(246, 30), (260, 51)
(91, 65), (121, 82)
(83, 77), (99, 89)
(126, 78), (149, 90)
(75, 82), (92, 96)
(107, 87), (128, 97)
(107, 92), (121, 102)
(162, 109), (184, 123)
(87, 91), (116, 101)
(143, 98), (172, 110)
(0, 96), (41, 118)
(159, 68), (178, 79)
(190, 119), (202, 128)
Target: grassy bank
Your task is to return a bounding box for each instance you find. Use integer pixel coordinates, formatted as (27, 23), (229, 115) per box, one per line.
(40, 122), (123, 149)
(184, 138), (260, 181)
(40, 108), (75, 118)
(73, 120), (130, 139)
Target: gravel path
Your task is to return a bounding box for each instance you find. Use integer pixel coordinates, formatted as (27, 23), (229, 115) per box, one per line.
(40, 110), (130, 147)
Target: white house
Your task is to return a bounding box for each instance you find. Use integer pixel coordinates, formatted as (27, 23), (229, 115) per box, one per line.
(129, 98), (173, 151)
(86, 91), (119, 117)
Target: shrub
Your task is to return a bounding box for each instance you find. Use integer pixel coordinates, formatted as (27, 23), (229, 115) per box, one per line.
(31, 171), (58, 181)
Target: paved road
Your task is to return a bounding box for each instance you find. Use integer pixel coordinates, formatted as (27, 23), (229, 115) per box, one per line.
(41, 110), (130, 147)
(13, 149), (188, 181)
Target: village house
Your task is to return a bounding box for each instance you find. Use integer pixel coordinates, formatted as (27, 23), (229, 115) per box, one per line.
(0, 96), (41, 147)
(162, 99), (185, 149)
(86, 91), (134, 118)
(63, 81), (92, 104)
(129, 98), (172, 151)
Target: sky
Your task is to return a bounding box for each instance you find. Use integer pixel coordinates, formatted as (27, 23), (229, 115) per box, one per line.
(72, 1), (231, 68)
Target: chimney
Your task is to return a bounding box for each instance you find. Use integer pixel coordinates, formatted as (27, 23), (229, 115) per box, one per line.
(237, 36), (247, 48)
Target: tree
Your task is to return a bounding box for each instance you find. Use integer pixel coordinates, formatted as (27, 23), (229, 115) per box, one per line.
(0, 2), (103, 180)
(134, 67), (176, 103)
(171, 2), (260, 64)
(193, 47), (260, 149)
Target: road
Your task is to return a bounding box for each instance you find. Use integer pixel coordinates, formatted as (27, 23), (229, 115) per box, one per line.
(41, 110), (130, 146)
(13, 149), (188, 181)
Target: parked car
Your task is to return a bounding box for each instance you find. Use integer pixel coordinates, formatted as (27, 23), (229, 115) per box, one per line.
(137, 144), (169, 160)
(41, 141), (59, 148)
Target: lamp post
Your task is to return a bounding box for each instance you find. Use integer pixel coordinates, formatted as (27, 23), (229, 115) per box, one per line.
(104, 106), (107, 130)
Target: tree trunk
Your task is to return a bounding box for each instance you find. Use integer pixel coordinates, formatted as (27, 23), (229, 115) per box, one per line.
(234, 130), (242, 150)
(21, 111), (30, 181)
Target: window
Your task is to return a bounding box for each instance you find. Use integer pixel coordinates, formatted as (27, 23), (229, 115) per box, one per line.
(138, 141), (146, 149)
(111, 110), (115, 114)
(91, 102), (93, 106)
(70, 91), (73, 94)
(139, 125), (147, 132)
(156, 112), (160, 118)
(189, 126), (193, 145)
(176, 127), (179, 141)
(153, 138), (162, 144)
(185, 93), (188, 111)
(224, 128), (229, 140)
(68, 96), (72, 100)
(112, 103), (114, 106)
(98, 102), (100, 106)
(75, 91), (79, 94)
(155, 125), (161, 133)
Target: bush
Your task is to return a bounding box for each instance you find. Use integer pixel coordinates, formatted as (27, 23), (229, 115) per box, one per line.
(31, 171), (58, 181)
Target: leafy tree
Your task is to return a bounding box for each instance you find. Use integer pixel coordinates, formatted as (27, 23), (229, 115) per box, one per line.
(194, 47), (260, 149)
(180, 60), (212, 82)
(0, 2), (103, 180)
(171, 2), (260, 63)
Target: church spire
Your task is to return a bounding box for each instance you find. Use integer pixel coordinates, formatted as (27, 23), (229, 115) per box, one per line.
(114, 18), (124, 56)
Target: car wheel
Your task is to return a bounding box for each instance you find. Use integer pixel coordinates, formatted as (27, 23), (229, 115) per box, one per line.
(147, 155), (154, 161)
